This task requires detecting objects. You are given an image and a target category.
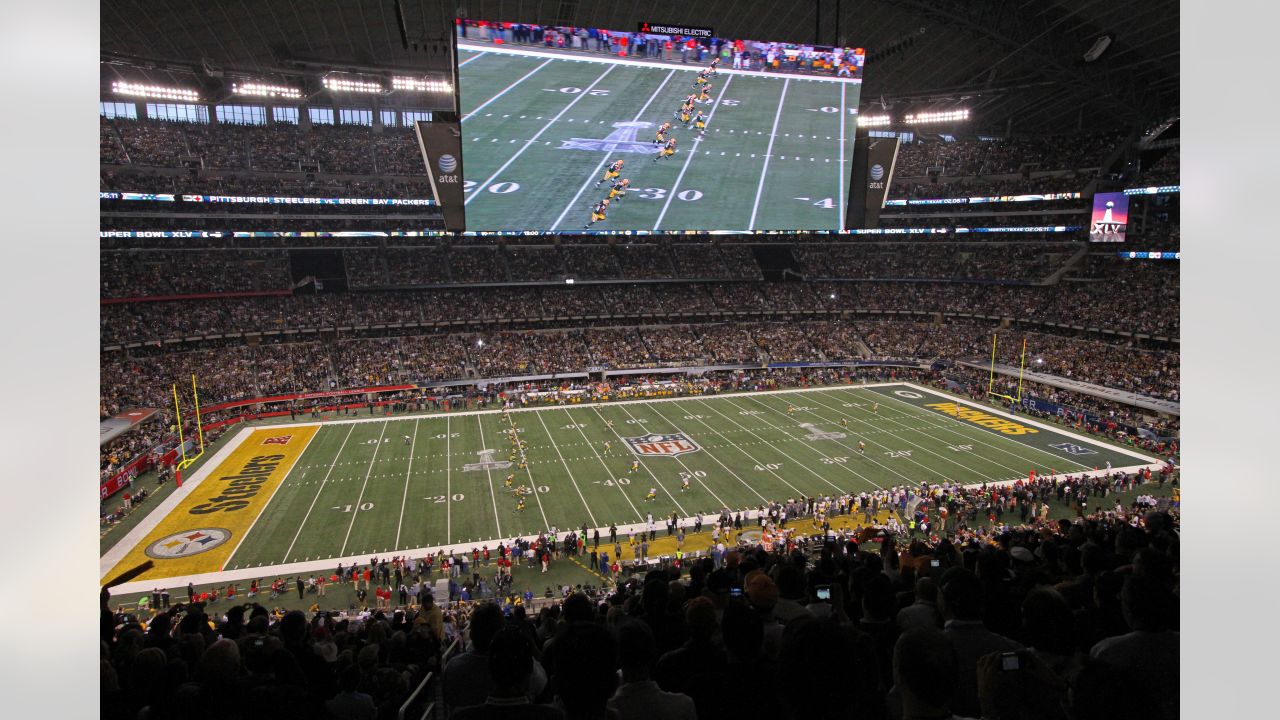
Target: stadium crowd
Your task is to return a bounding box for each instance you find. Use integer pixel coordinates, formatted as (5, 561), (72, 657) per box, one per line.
(894, 133), (1123, 178)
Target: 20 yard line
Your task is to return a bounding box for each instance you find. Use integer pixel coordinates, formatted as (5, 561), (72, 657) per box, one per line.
(462, 58), (554, 122)
(393, 418), (420, 550)
(281, 424), (354, 563)
(652, 74), (736, 230)
(748, 78), (791, 230)
(446, 416), (452, 543)
(550, 69), (678, 231)
(339, 421), (389, 556)
(465, 64), (616, 206)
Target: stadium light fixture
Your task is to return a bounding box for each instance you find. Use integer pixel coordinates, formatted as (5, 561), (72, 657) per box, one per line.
(111, 81), (200, 102)
(477, 339), (484, 347)
(392, 76), (453, 93)
(857, 115), (892, 127)
(902, 109), (970, 124)
(322, 72), (385, 94)
(565, 278), (575, 285)
(232, 81), (302, 99)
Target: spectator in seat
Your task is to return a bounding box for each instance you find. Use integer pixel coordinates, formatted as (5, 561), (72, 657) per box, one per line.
(326, 665), (377, 720)
(894, 627), (971, 720)
(607, 621), (696, 720)
(454, 627), (564, 720)
(1089, 574), (1179, 720)
(938, 568), (1023, 718)
(551, 621), (618, 720)
(897, 577), (943, 631)
(447, 603), (548, 712)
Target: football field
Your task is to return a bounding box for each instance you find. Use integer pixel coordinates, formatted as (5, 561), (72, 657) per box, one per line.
(457, 43), (861, 232)
(102, 383), (1159, 591)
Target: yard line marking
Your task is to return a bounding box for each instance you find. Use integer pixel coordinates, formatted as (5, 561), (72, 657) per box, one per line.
(465, 65), (616, 207)
(458, 51), (488, 67)
(561, 408), (644, 521)
(693, 398), (847, 494)
(504, 414), (551, 530)
(339, 421), (389, 557)
(533, 410), (598, 527)
(461, 58), (554, 123)
(838, 386), (1098, 472)
(617, 403), (729, 508)
(474, 415), (505, 538)
(801, 391), (1034, 478)
(591, 406), (687, 516)
(281, 425), (354, 563)
(549, 69), (678, 231)
(645, 400), (772, 503)
(393, 418), (420, 550)
(446, 416), (452, 542)
(748, 78), (791, 230)
(837, 82), (847, 227)
(221, 427), (321, 569)
(652, 74), (736, 230)
(751, 393), (999, 485)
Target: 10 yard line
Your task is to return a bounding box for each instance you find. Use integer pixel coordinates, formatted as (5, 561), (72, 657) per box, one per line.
(462, 58), (554, 122)
(549, 68), (678, 231)
(446, 416), (452, 543)
(281, 424), (354, 563)
(339, 421), (389, 557)
(652, 74), (736, 230)
(465, 65), (616, 206)
(393, 418), (420, 550)
(748, 78), (791, 230)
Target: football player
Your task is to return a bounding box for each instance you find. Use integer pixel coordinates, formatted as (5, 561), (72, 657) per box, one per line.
(693, 111), (707, 137)
(654, 121), (671, 145)
(583, 198), (611, 229)
(646, 487), (657, 501)
(505, 473), (515, 488)
(697, 83), (712, 103)
(607, 178), (630, 203)
(595, 159), (625, 187)
(677, 101), (693, 125)
(681, 476), (690, 492)
(630, 459), (639, 473)
(654, 137), (677, 162)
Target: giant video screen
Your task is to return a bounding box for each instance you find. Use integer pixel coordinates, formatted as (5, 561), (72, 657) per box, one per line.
(457, 20), (864, 233)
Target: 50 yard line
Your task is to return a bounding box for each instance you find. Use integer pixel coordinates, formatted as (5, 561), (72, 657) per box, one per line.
(465, 64), (616, 206)
(549, 68), (678, 231)
(748, 78), (791, 230)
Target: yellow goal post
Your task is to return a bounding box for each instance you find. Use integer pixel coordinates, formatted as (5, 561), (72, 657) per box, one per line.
(986, 334), (1028, 404)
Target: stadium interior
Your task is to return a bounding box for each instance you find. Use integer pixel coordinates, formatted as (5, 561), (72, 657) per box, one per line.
(99, 2), (1180, 720)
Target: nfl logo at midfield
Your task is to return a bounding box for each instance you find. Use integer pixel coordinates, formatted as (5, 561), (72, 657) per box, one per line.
(624, 433), (701, 457)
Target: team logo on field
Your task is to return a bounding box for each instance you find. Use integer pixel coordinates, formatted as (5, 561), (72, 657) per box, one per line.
(262, 435), (292, 445)
(144, 528), (232, 560)
(624, 433), (701, 457)
(799, 423), (846, 441)
(463, 449), (514, 472)
(1049, 442), (1097, 456)
(560, 121), (656, 154)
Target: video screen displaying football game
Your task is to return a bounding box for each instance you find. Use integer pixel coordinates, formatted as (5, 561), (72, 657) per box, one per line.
(457, 21), (864, 233)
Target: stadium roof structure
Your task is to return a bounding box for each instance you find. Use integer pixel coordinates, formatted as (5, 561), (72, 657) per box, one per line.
(100, 0), (1177, 135)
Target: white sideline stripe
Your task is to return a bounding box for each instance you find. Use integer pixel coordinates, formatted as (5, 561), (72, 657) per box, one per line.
(458, 51), (489, 67)
(465, 65), (616, 206)
(457, 39), (863, 85)
(462, 58), (554, 123)
(748, 79), (790, 230)
(339, 421), (389, 556)
(549, 68), (678, 231)
(104, 384), (1169, 594)
(652, 74), (736, 230)
(222, 428), (321, 569)
(281, 424), (355, 563)
(100, 425), (254, 579)
(108, 458), (1166, 598)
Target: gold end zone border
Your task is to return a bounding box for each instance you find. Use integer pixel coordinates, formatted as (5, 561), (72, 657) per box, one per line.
(101, 425), (318, 585)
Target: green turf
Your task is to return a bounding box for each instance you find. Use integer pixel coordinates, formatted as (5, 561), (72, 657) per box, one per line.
(214, 384), (1152, 572)
(457, 47), (859, 232)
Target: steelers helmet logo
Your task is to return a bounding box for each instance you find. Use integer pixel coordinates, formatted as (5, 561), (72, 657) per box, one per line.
(145, 528), (232, 559)
(438, 154), (457, 173)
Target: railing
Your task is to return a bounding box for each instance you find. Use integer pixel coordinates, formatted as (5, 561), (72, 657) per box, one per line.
(398, 638), (460, 720)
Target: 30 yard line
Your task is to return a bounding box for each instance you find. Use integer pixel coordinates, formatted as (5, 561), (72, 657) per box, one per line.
(591, 406), (688, 515)
(652, 74), (735, 230)
(393, 418), (419, 550)
(617, 403), (729, 508)
(550, 69), (678, 231)
(533, 410), (599, 527)
(504, 414), (551, 531)
(465, 64), (615, 206)
(281, 424), (354, 563)
(644, 400), (772, 503)
(339, 421), (389, 557)
(462, 57), (554, 122)
(748, 78), (791, 230)
(473, 415), (505, 538)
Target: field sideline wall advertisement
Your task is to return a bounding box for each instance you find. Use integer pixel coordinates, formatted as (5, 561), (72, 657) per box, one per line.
(456, 18), (865, 233)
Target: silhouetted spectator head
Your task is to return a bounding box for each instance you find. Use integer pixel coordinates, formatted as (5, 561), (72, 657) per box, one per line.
(721, 600), (764, 661)
(894, 628), (959, 716)
(1022, 587), (1074, 655)
(1069, 657), (1144, 719)
(553, 621), (618, 716)
(561, 592), (594, 623)
(684, 596), (718, 641)
(467, 602), (504, 652)
(616, 620), (658, 681)
(914, 577), (938, 604)
(487, 627), (536, 696)
(939, 567), (984, 621)
(1121, 574), (1177, 632)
